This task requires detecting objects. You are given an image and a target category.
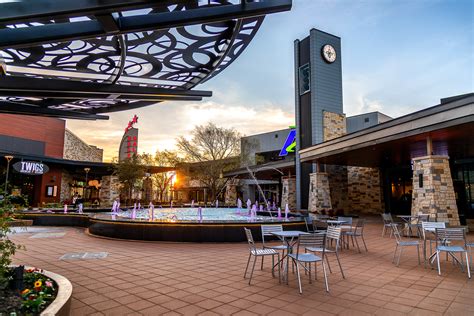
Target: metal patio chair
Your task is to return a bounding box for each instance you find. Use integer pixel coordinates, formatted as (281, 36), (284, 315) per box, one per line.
(338, 216), (353, 231)
(313, 214), (329, 231)
(261, 224), (287, 269)
(343, 219), (368, 253)
(381, 213), (397, 237)
(466, 241), (474, 270)
(392, 224), (421, 267)
(338, 216), (353, 249)
(416, 214), (430, 238)
(304, 217), (315, 233)
(421, 221), (446, 267)
(305, 226), (345, 278)
(288, 232), (329, 294)
(243, 228), (281, 285)
(431, 228), (471, 278)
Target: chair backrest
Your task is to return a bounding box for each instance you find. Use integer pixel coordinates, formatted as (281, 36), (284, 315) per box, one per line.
(435, 228), (466, 246)
(304, 217), (313, 233)
(338, 216), (352, 225)
(326, 226), (342, 250)
(421, 221), (446, 240)
(296, 232), (326, 257)
(422, 221), (446, 230)
(244, 228), (256, 251)
(381, 213), (393, 224)
(353, 219), (365, 233)
(391, 223), (403, 243)
(261, 224), (283, 244)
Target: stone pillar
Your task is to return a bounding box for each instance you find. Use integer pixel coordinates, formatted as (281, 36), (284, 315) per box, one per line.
(60, 171), (73, 203)
(321, 111), (347, 214)
(99, 175), (120, 206)
(308, 172), (332, 213)
(411, 155), (459, 226)
(225, 183), (237, 205)
(281, 176), (296, 210)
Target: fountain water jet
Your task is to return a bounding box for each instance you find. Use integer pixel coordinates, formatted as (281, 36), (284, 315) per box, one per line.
(246, 167), (274, 218)
(197, 207), (203, 222)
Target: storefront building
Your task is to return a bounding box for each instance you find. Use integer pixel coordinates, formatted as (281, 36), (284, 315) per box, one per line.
(0, 114), (117, 207)
(224, 28), (473, 229)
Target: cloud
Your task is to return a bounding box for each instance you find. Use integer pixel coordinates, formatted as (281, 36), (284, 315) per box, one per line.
(67, 101), (294, 162)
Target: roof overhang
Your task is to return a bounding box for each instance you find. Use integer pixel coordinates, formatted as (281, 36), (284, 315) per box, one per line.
(0, 151), (174, 175)
(299, 94), (474, 167)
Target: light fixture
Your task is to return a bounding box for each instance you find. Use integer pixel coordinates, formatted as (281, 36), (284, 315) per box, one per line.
(4, 155), (14, 195)
(84, 167), (91, 197)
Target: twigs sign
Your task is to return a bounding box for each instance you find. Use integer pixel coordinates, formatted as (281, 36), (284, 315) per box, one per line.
(12, 161), (49, 175)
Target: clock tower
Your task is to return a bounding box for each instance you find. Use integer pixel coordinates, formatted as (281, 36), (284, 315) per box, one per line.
(294, 29), (343, 210)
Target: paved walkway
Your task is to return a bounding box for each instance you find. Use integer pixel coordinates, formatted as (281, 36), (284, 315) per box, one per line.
(9, 222), (474, 315)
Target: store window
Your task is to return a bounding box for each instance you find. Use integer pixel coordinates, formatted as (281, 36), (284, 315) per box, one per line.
(299, 64), (310, 95)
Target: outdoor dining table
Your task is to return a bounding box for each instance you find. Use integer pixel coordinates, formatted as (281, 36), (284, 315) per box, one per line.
(397, 215), (419, 237)
(324, 220), (348, 225)
(271, 230), (310, 284)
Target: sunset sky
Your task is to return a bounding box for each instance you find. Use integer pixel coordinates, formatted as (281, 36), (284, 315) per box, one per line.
(66, 0), (473, 162)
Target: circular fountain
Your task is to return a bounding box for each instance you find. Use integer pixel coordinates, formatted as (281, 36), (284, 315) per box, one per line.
(87, 207), (305, 242)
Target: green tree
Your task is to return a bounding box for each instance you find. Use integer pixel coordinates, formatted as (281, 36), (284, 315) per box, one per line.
(0, 202), (22, 306)
(176, 123), (241, 202)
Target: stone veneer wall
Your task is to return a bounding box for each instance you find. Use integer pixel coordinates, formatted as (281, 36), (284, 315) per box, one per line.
(308, 172), (332, 213)
(60, 172), (73, 203)
(411, 155), (459, 226)
(347, 166), (383, 215)
(326, 165), (348, 212)
(281, 176), (296, 210)
(63, 129), (103, 162)
(323, 111), (346, 141)
(308, 110), (384, 215)
(99, 176), (120, 206)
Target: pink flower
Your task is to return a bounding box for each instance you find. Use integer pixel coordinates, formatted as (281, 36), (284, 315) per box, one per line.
(45, 281), (53, 287)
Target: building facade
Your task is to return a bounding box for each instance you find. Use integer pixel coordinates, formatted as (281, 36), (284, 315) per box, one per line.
(225, 28), (473, 229)
(0, 114), (117, 207)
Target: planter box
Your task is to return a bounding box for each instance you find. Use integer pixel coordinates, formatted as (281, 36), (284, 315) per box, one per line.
(19, 266), (73, 316)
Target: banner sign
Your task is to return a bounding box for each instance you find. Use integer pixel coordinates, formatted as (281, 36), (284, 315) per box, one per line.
(13, 161), (49, 175)
(279, 129), (296, 156)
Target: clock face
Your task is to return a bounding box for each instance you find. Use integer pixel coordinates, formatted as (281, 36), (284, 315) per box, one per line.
(322, 44), (336, 63)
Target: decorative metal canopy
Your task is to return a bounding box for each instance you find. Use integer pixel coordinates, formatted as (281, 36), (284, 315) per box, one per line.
(0, 0), (292, 119)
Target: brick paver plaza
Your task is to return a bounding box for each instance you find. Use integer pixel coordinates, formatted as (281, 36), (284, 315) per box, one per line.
(10, 220), (474, 315)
